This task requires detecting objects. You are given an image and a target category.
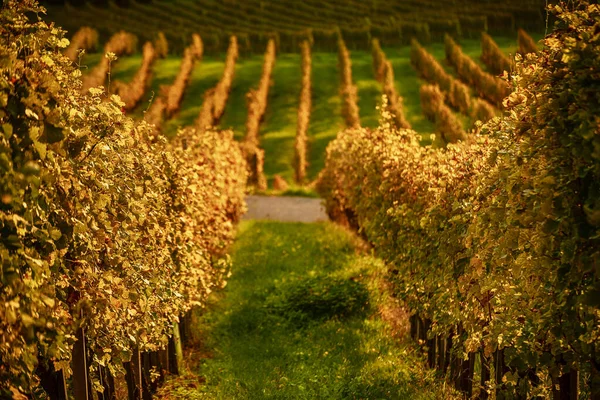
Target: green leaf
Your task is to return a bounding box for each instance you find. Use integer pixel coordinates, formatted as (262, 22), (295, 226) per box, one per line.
(2, 123), (13, 138)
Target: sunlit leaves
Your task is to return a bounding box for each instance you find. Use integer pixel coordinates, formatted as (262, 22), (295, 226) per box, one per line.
(0, 1), (247, 397)
(318, 2), (600, 397)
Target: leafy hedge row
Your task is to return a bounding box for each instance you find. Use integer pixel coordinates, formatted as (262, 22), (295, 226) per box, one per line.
(481, 32), (513, 76)
(196, 36), (239, 132)
(338, 36), (360, 129)
(211, 36), (239, 123)
(144, 35), (202, 133)
(242, 38), (276, 190)
(165, 34), (203, 118)
(154, 31), (169, 59)
(0, 2), (247, 397)
(318, 3), (600, 397)
(518, 28), (538, 55)
(444, 34), (511, 107)
(371, 38), (386, 83)
(410, 39), (471, 116)
(294, 40), (312, 184)
(419, 84), (467, 145)
(371, 39), (411, 130)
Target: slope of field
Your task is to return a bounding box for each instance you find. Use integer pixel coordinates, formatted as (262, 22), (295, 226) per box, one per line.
(78, 34), (534, 186)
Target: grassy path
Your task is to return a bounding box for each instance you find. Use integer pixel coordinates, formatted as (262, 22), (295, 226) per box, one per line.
(157, 221), (454, 399)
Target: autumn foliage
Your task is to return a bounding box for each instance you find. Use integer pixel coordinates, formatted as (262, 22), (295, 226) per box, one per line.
(420, 84), (467, 144)
(295, 40), (312, 184)
(338, 36), (360, 129)
(444, 34), (511, 107)
(196, 36), (239, 132)
(319, 3), (600, 397)
(165, 34), (203, 118)
(517, 27), (538, 55)
(145, 35), (203, 133)
(0, 2), (246, 396)
(242, 38), (276, 190)
(212, 36), (239, 123)
(481, 32), (513, 75)
(410, 39), (472, 115)
(372, 39), (411, 129)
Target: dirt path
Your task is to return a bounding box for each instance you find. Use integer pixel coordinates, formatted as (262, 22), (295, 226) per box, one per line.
(242, 195), (328, 223)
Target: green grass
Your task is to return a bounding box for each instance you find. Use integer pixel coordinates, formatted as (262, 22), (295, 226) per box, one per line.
(306, 52), (344, 182)
(260, 53), (301, 186)
(110, 53), (143, 83)
(157, 221), (457, 399)
(78, 52), (104, 74)
(351, 51), (381, 129)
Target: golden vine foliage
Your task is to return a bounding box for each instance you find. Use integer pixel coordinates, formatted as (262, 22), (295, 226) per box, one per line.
(319, 3), (600, 397)
(212, 36), (239, 123)
(481, 32), (513, 75)
(113, 41), (156, 111)
(195, 36), (239, 132)
(517, 28), (538, 55)
(410, 39), (472, 116)
(143, 94), (167, 134)
(295, 40), (312, 184)
(420, 84), (467, 144)
(144, 35), (202, 133)
(154, 31), (169, 59)
(382, 60), (411, 130)
(371, 39), (411, 129)
(195, 88), (216, 132)
(371, 38), (386, 82)
(0, 2), (247, 396)
(64, 26), (98, 62)
(471, 97), (497, 124)
(244, 39), (275, 146)
(444, 34), (511, 107)
(81, 31), (137, 92)
(338, 36), (360, 129)
(165, 34), (203, 118)
(242, 39), (276, 190)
